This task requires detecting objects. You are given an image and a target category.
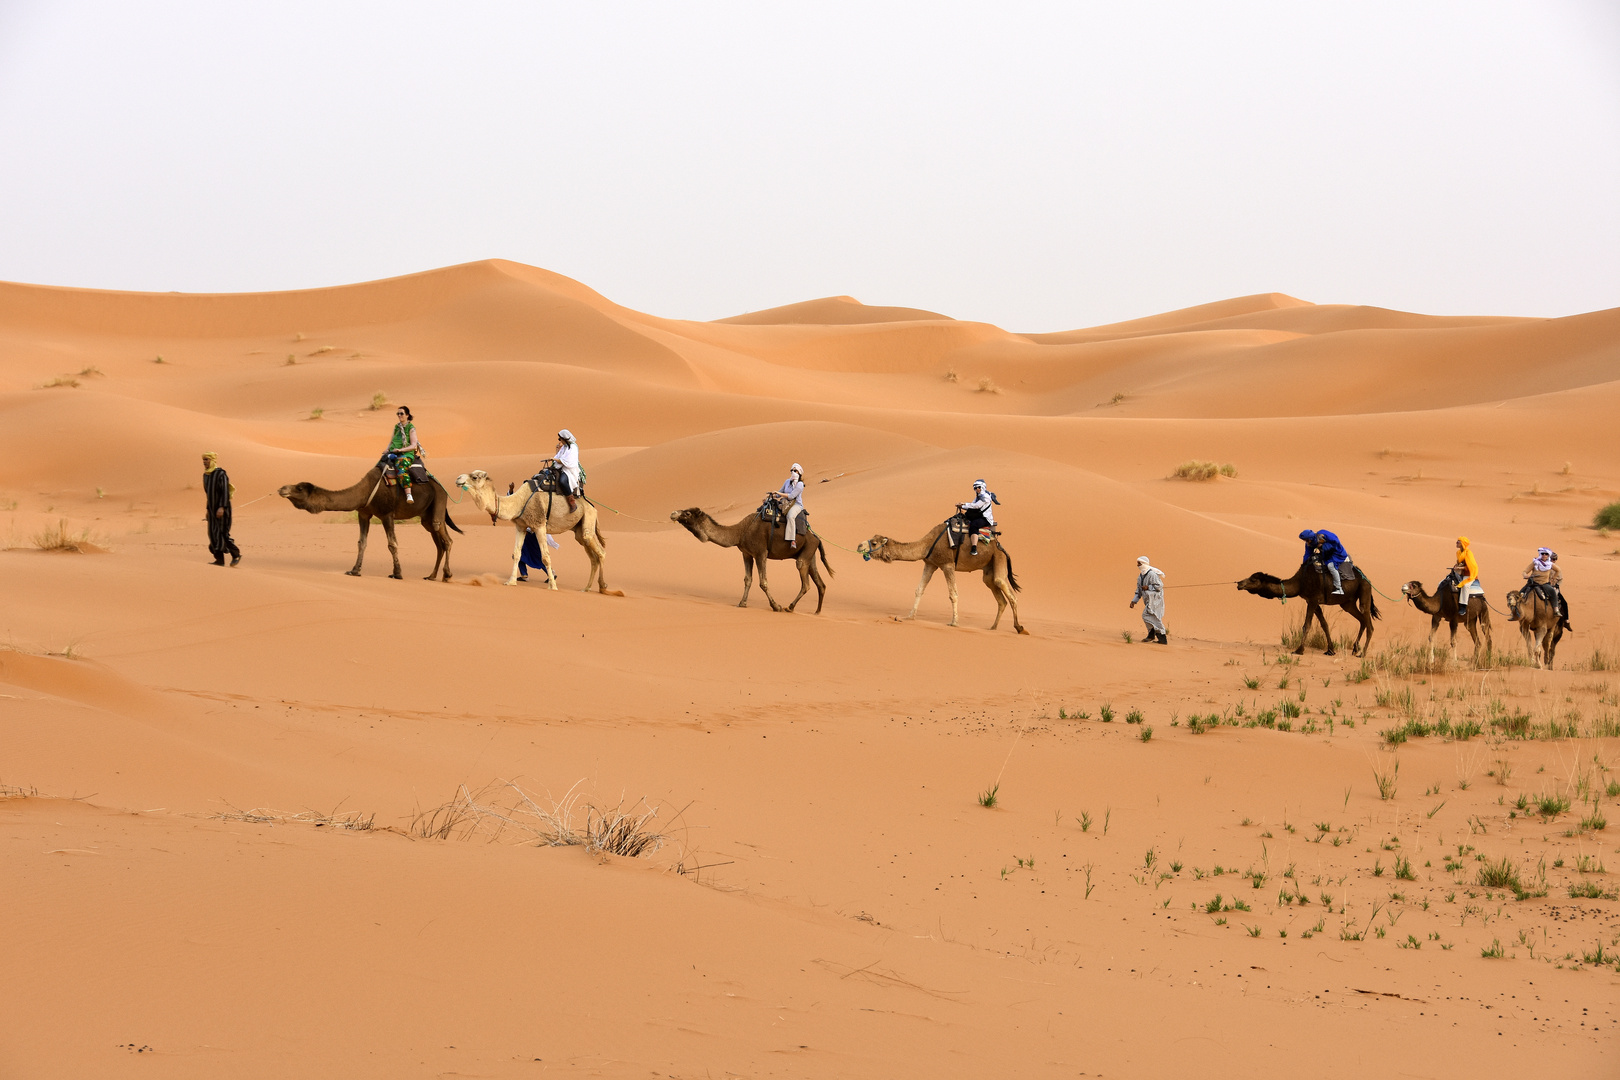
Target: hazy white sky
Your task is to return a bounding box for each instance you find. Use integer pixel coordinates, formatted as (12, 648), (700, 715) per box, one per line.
(0, 2), (1616, 329)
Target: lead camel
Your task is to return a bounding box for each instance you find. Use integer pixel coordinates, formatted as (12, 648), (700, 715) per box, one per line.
(278, 465), (461, 580)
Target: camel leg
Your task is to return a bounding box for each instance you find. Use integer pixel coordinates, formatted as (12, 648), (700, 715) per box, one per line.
(755, 554), (783, 612)
(983, 567), (1006, 630)
(1522, 625), (1541, 668)
(994, 557), (1027, 635)
(808, 547), (827, 614)
(348, 513), (371, 576)
(785, 553), (812, 612)
(1478, 608), (1493, 663)
(1293, 602), (1314, 654)
(738, 553), (754, 608)
(907, 563), (938, 619)
(538, 527), (560, 591)
(381, 517), (403, 580)
(505, 525), (525, 585)
(942, 565), (960, 627)
(422, 517), (447, 581)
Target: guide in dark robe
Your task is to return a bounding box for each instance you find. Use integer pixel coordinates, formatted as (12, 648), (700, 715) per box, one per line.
(203, 452), (241, 566)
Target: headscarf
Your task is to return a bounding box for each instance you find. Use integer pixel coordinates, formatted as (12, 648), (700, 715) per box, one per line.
(557, 429), (574, 444)
(1137, 555), (1150, 566)
(1456, 535), (1471, 551)
(1533, 547), (1553, 572)
(973, 479), (986, 490)
(202, 452), (235, 496)
(1298, 529), (1315, 541)
(790, 462), (802, 477)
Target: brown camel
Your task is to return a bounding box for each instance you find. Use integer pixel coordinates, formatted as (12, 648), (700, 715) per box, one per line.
(279, 464), (461, 580)
(456, 470), (619, 594)
(670, 507), (832, 613)
(1505, 588), (1565, 669)
(1236, 562), (1381, 656)
(858, 523), (1026, 634)
(1400, 580), (1493, 665)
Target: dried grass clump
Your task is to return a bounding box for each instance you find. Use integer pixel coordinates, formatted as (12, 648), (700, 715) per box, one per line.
(943, 368), (958, 383)
(411, 780), (668, 858)
(34, 519), (91, 552)
(369, 391), (389, 410)
(214, 806), (386, 831)
(1172, 460), (1237, 481)
(976, 377), (1001, 394)
(309, 345), (335, 356)
(41, 376), (79, 390)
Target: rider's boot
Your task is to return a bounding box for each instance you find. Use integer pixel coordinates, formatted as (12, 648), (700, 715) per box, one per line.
(566, 494), (577, 513)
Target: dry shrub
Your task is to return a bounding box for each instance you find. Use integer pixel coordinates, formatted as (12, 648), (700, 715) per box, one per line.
(411, 780), (667, 858)
(34, 519), (91, 552)
(214, 806), (385, 831)
(1172, 460), (1237, 481)
(41, 377), (79, 390)
(1596, 502), (1620, 530)
(309, 345), (335, 356)
(943, 368), (958, 383)
(369, 391), (389, 410)
(976, 377), (1001, 394)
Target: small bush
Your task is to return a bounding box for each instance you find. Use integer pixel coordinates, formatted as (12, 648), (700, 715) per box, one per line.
(1125, 708), (1144, 725)
(1171, 460), (1236, 482)
(41, 376), (79, 389)
(1139, 725), (1153, 743)
(1476, 856), (1522, 891)
(978, 783), (999, 808)
(369, 391), (389, 410)
(1595, 502), (1620, 531)
(34, 519), (91, 552)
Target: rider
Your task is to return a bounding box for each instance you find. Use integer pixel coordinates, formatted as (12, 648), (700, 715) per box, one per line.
(771, 463), (806, 550)
(552, 429), (581, 512)
(1450, 535), (1482, 605)
(958, 479), (998, 556)
(1512, 546), (1563, 624)
(1299, 528), (1349, 595)
(385, 406), (422, 503)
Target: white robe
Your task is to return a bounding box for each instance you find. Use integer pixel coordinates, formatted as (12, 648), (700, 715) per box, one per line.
(1133, 566), (1166, 626)
(554, 442), (580, 492)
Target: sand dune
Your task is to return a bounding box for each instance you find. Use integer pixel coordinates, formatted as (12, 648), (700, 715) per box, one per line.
(2, 260), (1618, 1077)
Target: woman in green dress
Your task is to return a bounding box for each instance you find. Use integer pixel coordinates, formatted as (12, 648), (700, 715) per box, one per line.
(386, 405), (423, 503)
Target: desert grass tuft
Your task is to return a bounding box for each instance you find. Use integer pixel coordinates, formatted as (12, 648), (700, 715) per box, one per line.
(976, 377), (1000, 394)
(41, 376), (79, 389)
(33, 519), (91, 553)
(1595, 502), (1620, 531)
(409, 780), (668, 857)
(369, 391), (389, 410)
(978, 782), (999, 808)
(1372, 758), (1399, 801)
(1171, 460), (1237, 481)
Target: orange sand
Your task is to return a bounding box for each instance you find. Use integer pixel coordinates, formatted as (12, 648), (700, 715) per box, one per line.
(2, 260), (1618, 1076)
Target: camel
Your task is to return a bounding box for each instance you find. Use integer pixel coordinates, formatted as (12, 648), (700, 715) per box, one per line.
(670, 507), (832, 613)
(858, 523), (1026, 634)
(1505, 588), (1565, 669)
(456, 470), (619, 594)
(279, 465), (461, 580)
(1400, 580), (1493, 665)
(1236, 562), (1381, 656)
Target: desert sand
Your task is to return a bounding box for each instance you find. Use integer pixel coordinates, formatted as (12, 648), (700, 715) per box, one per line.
(2, 259), (1618, 1077)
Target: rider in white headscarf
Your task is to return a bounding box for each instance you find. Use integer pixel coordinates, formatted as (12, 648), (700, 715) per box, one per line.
(1129, 555), (1168, 644)
(958, 479), (997, 555)
(775, 462), (806, 547)
(553, 429), (581, 512)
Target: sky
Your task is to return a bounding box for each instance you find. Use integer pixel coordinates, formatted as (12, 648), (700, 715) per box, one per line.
(0, 2), (1616, 330)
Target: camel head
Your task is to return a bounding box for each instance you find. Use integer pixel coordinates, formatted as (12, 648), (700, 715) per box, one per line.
(670, 508), (712, 539)
(858, 536), (892, 563)
(1401, 580), (1425, 600)
(278, 482), (322, 513)
(1235, 572), (1282, 598)
(1505, 591), (1522, 618)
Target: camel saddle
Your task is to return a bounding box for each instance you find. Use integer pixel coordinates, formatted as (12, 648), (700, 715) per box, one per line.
(379, 455), (430, 486)
(945, 513), (999, 549)
(1308, 556), (1357, 583)
(756, 495), (808, 533)
(526, 465), (586, 495)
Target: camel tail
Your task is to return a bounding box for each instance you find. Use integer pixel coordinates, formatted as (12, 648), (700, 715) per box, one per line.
(445, 513), (464, 535)
(817, 536), (836, 577)
(1366, 577), (1381, 620)
(1004, 550), (1021, 593)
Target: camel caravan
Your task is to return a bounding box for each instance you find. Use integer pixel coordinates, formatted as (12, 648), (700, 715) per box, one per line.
(270, 416), (1576, 663)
